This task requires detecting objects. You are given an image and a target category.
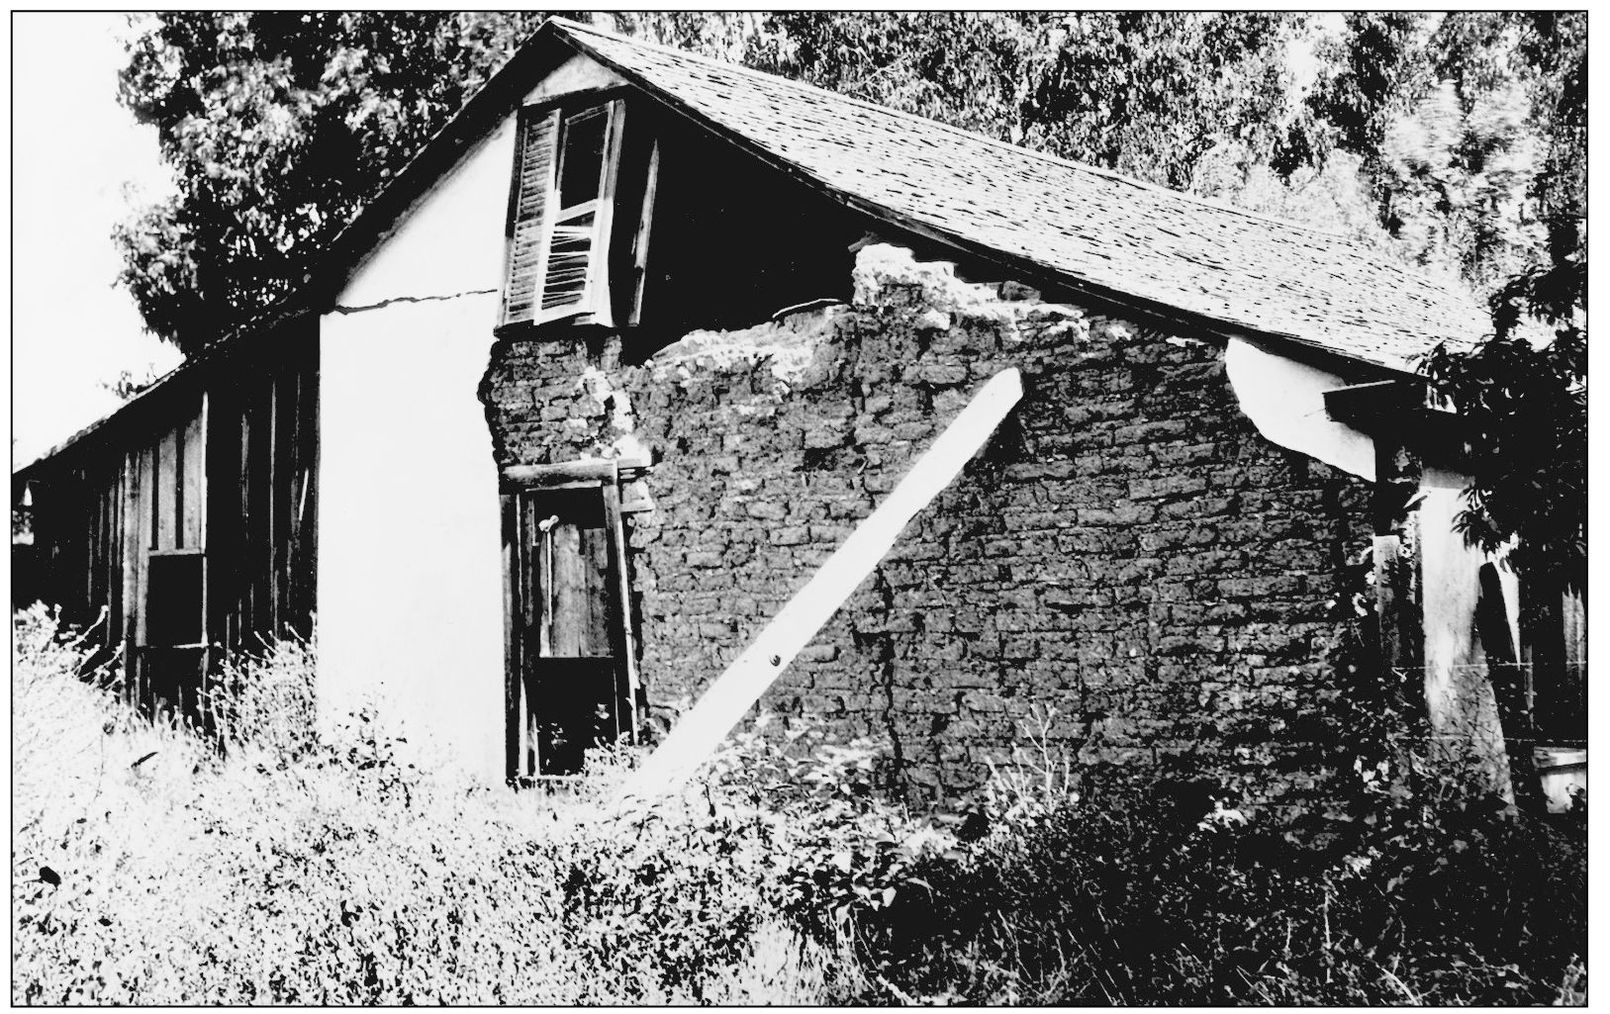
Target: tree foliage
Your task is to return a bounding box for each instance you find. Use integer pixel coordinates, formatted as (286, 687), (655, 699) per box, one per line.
(1420, 12), (1586, 593)
(115, 12), (557, 354)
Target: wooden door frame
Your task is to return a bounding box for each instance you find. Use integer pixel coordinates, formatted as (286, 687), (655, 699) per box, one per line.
(500, 459), (641, 784)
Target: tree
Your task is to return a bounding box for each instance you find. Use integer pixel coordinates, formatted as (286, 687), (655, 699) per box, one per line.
(115, 12), (558, 354)
(101, 365), (164, 402)
(1023, 12), (1306, 193)
(1297, 12), (1586, 596)
(1420, 12), (1586, 596)
(1305, 13), (1432, 167)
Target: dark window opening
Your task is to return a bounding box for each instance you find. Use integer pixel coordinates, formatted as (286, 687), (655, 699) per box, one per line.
(557, 107), (608, 209)
(140, 548), (207, 728)
(146, 550), (204, 647)
(1483, 563), (1587, 748)
(628, 114), (866, 347)
(1525, 582), (1586, 746)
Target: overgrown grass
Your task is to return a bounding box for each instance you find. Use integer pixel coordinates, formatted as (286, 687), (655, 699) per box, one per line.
(12, 607), (1587, 1005)
(11, 606), (862, 1004)
(783, 706), (1587, 1005)
(813, 779), (1587, 1004)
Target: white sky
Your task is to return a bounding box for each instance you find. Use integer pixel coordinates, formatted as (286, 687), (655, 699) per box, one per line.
(10, 12), (183, 467)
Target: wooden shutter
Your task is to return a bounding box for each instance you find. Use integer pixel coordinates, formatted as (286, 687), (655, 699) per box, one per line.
(502, 107), (561, 327)
(543, 102), (624, 325)
(501, 100), (625, 329)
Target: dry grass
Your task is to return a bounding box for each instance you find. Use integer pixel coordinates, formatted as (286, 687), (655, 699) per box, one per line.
(11, 605), (850, 1004)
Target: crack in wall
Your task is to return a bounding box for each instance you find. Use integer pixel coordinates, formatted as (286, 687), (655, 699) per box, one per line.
(331, 288), (498, 315)
(871, 565), (906, 800)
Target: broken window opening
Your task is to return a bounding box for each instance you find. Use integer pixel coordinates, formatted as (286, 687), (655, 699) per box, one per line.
(501, 99), (626, 329)
(502, 462), (641, 781)
(627, 115), (865, 345)
(145, 549), (205, 647)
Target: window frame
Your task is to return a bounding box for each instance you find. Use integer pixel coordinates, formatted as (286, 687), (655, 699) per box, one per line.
(499, 91), (630, 331)
(143, 546), (207, 649)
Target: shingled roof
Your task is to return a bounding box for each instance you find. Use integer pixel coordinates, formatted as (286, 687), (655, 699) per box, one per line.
(551, 18), (1490, 372)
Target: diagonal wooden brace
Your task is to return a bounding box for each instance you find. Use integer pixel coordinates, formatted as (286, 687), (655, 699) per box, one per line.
(614, 368), (1024, 807)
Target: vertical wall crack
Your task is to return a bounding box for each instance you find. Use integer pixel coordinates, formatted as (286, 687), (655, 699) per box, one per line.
(872, 566), (905, 799)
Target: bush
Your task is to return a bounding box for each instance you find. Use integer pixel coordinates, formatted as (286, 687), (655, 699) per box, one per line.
(786, 746), (1588, 1005)
(208, 634), (320, 759)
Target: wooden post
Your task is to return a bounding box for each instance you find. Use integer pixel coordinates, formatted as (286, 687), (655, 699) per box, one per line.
(600, 470), (641, 745)
(1372, 439), (1424, 728)
(614, 368), (1024, 807)
(501, 492), (522, 785)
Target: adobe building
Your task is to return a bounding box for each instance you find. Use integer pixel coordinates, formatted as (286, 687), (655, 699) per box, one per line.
(14, 19), (1584, 807)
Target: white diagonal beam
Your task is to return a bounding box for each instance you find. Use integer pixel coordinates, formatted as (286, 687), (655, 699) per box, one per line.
(614, 368), (1024, 806)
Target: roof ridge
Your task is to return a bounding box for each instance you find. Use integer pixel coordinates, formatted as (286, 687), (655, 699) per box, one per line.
(549, 16), (1370, 248)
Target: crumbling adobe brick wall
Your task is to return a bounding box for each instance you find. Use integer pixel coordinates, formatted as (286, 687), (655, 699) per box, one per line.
(481, 245), (1375, 808)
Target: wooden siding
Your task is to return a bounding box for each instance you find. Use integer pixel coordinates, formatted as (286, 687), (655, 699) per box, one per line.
(205, 328), (320, 656)
(19, 322), (319, 724)
(30, 454), (128, 666)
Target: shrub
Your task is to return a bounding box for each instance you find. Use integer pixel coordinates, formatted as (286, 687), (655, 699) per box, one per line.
(793, 756), (1587, 1005)
(207, 633), (319, 759)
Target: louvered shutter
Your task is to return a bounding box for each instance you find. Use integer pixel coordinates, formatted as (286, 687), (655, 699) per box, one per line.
(544, 102), (623, 325)
(502, 108), (561, 327)
(502, 100), (626, 328)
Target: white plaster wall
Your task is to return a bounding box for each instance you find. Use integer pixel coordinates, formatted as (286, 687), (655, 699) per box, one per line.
(318, 108), (518, 781)
(523, 52), (626, 105)
(1224, 336), (1377, 482)
(1417, 486), (1512, 796)
(1422, 464), (1521, 651)
(319, 294), (506, 781)
(337, 52), (623, 309)
(341, 115), (517, 306)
